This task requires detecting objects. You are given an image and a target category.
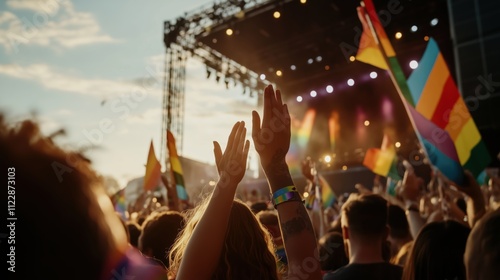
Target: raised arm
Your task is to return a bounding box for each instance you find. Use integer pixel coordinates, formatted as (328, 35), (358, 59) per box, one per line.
(176, 121), (249, 280)
(252, 85), (322, 280)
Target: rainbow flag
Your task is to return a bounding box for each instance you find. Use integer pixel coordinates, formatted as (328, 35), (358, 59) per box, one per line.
(407, 38), (491, 177)
(143, 140), (161, 191)
(355, 1), (489, 184)
(319, 176), (336, 208)
(113, 188), (127, 220)
(356, 0), (414, 106)
(167, 130), (188, 201)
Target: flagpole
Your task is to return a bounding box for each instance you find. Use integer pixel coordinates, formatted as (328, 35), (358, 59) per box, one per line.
(359, 1), (437, 175)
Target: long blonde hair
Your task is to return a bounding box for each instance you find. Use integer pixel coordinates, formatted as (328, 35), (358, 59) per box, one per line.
(168, 197), (279, 280)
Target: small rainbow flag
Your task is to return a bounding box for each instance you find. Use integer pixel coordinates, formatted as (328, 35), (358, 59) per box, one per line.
(143, 140), (161, 191)
(167, 130), (188, 201)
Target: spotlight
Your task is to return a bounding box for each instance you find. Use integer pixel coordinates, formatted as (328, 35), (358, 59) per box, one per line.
(370, 71), (378, 79)
(310, 90), (317, 97)
(307, 58), (313, 64)
(273, 11), (281, 19)
(259, 74), (266, 80)
(395, 32), (402, 39)
(347, 79), (355, 86)
(424, 36), (429, 41)
(276, 70), (282, 77)
(430, 18), (439, 26)
(296, 96), (303, 102)
(290, 65), (296, 70)
(316, 56), (322, 62)
(324, 155), (332, 163)
(409, 60), (418, 69)
(349, 56), (356, 62)
(395, 142), (401, 148)
(300, 0), (307, 3)
(410, 25), (418, 32)
(326, 85), (334, 93)
(226, 28), (233, 36)
(364, 120), (370, 126)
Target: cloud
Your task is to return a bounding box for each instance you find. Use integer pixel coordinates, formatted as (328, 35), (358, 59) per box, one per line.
(0, 63), (161, 98)
(126, 108), (162, 125)
(0, 0), (117, 52)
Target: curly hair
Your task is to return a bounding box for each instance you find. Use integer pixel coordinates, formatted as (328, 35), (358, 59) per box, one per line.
(168, 197), (279, 279)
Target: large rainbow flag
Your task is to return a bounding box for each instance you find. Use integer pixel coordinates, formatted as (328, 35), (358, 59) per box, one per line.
(407, 38), (490, 177)
(143, 140), (161, 191)
(167, 130), (188, 201)
(355, 0), (490, 184)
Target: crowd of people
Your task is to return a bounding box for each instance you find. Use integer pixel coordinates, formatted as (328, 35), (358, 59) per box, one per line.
(1, 85), (499, 280)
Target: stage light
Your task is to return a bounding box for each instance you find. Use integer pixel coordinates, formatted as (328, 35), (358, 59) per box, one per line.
(290, 65), (296, 70)
(273, 11), (281, 19)
(347, 79), (355, 86)
(296, 96), (303, 102)
(324, 65), (330, 70)
(310, 90), (317, 97)
(326, 85), (334, 93)
(303, 192), (309, 198)
(300, 0), (307, 4)
(370, 71), (378, 79)
(424, 36), (429, 41)
(307, 58), (313, 64)
(226, 28), (233, 36)
(316, 56), (322, 62)
(364, 120), (370, 126)
(395, 32), (402, 39)
(409, 60), (418, 69)
(411, 25), (418, 32)
(349, 55), (355, 62)
(395, 142), (401, 148)
(260, 74), (266, 80)
(342, 165), (348, 171)
(276, 70), (282, 76)
(430, 18), (439, 26)
(324, 155), (332, 163)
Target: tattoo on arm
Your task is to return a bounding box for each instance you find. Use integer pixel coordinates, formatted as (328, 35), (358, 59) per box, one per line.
(280, 204), (314, 242)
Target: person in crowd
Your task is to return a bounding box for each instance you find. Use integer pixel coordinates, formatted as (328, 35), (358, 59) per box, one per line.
(387, 205), (413, 264)
(323, 194), (403, 280)
(0, 117), (167, 279)
(464, 208), (500, 280)
(318, 232), (348, 275)
(139, 210), (185, 268)
(251, 200), (270, 214)
(402, 220), (470, 280)
(168, 85), (322, 279)
(126, 221), (142, 248)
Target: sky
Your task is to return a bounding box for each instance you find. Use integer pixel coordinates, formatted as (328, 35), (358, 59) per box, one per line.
(0, 0), (260, 187)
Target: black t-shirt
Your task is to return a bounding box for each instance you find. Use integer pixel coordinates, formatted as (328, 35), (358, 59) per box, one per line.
(323, 262), (403, 280)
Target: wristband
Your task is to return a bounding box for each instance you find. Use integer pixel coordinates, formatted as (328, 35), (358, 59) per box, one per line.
(272, 186), (297, 200)
(272, 191), (302, 209)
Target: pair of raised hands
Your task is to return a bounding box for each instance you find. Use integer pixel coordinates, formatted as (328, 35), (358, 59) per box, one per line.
(212, 85), (291, 187)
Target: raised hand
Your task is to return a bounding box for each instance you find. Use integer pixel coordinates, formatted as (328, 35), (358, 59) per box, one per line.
(213, 121), (250, 187)
(252, 85), (292, 191)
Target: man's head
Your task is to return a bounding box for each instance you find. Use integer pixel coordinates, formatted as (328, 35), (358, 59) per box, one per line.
(341, 194), (389, 255)
(465, 209), (500, 280)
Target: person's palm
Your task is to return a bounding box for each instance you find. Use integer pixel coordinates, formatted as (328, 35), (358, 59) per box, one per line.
(252, 85), (291, 170)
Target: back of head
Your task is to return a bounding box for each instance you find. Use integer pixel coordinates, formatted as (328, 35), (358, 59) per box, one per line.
(127, 221), (142, 248)
(342, 194), (388, 239)
(465, 209), (500, 280)
(169, 198), (278, 280)
(139, 210), (185, 267)
(403, 220), (470, 280)
(256, 210), (280, 238)
(387, 204), (411, 240)
(318, 232), (348, 272)
(0, 118), (127, 279)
